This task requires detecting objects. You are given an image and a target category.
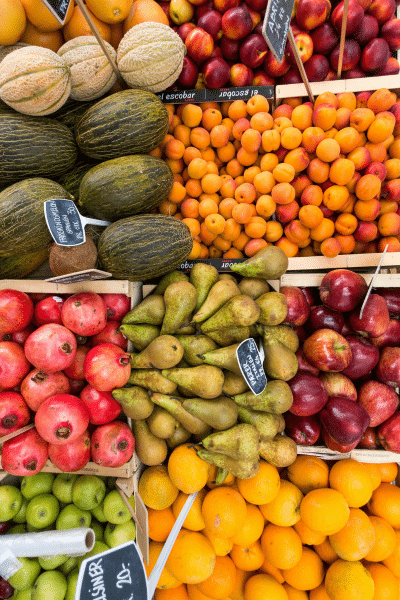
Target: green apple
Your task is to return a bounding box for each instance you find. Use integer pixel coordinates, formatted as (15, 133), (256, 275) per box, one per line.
(72, 476), (106, 511)
(91, 500), (107, 523)
(21, 473), (55, 500)
(103, 490), (134, 525)
(13, 497), (28, 524)
(26, 523), (52, 532)
(90, 520), (104, 543)
(8, 524), (27, 534)
(51, 474), (78, 504)
(26, 494), (59, 529)
(58, 557), (78, 576)
(32, 570), (67, 600)
(65, 569), (79, 600)
(38, 555), (68, 570)
(77, 541), (110, 569)
(8, 557), (41, 591)
(0, 485), (23, 521)
(13, 586), (34, 600)
(104, 520), (136, 548)
(56, 504), (91, 530)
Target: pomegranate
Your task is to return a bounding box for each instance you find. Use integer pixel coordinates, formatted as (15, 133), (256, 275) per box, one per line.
(0, 289), (34, 334)
(91, 321), (128, 350)
(1, 323), (36, 346)
(1, 427), (48, 476)
(0, 341), (31, 390)
(35, 394), (90, 445)
(80, 385), (122, 425)
(34, 295), (64, 326)
(91, 421), (135, 467)
(68, 379), (87, 395)
(0, 392), (30, 436)
(63, 345), (91, 380)
(83, 343), (131, 391)
(48, 430), (91, 472)
(24, 323), (77, 373)
(100, 293), (131, 321)
(61, 292), (107, 336)
(20, 369), (71, 412)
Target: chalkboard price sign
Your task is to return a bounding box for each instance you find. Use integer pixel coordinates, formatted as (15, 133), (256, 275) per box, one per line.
(262, 0), (296, 62)
(75, 541), (148, 600)
(44, 199), (111, 247)
(236, 338), (267, 396)
(41, 0), (72, 24)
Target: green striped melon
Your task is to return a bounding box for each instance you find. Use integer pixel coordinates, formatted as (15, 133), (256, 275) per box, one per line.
(0, 248), (50, 279)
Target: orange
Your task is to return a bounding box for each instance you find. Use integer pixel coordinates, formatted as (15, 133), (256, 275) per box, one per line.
(309, 584), (332, 600)
(202, 527), (233, 557)
(202, 486), (247, 538)
(364, 562), (399, 600)
(123, 0), (168, 31)
(148, 506), (176, 542)
(300, 488), (350, 535)
(283, 583), (309, 600)
(229, 540), (265, 572)
(168, 443), (211, 494)
(259, 556), (285, 584)
(324, 559), (375, 600)
(383, 530), (400, 576)
(328, 507), (375, 561)
(0, 0), (26, 44)
(286, 455), (329, 494)
(328, 459), (373, 508)
(364, 515), (396, 562)
(294, 518), (326, 546)
(146, 541), (181, 589)
(236, 459), (280, 505)
(21, 0), (73, 31)
(379, 463), (398, 483)
(86, 0), (132, 23)
(244, 573), (288, 600)
(187, 585), (216, 600)
(313, 537), (339, 565)
(155, 583), (190, 600)
(138, 465), (179, 510)
(282, 547), (324, 591)
(231, 503), (265, 546)
(260, 480), (303, 527)
(260, 523), (303, 570)
(63, 5), (112, 42)
(367, 482), (400, 529)
(195, 555), (237, 599)
(172, 490), (207, 532)
(20, 21), (63, 52)
(166, 529), (216, 585)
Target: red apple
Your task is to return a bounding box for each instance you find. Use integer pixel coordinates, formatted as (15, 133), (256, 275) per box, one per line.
(178, 56), (199, 88)
(375, 346), (400, 388)
(299, 287), (319, 307)
(212, 0), (239, 13)
(308, 305), (345, 333)
(197, 10), (222, 40)
(279, 66), (302, 84)
(358, 380), (399, 427)
(370, 319), (400, 348)
(331, 0), (365, 35)
(219, 35), (240, 61)
(185, 27), (214, 63)
(330, 40), (361, 71)
(352, 14), (379, 46)
(197, 0), (213, 18)
(320, 269), (368, 312)
(221, 5), (253, 40)
(381, 18), (400, 52)
(288, 372), (329, 416)
(340, 334), (380, 379)
(304, 54), (330, 81)
(229, 63), (253, 86)
(203, 57), (230, 88)
(376, 57), (400, 76)
(358, 426), (380, 449)
(360, 38), (390, 72)
(354, 221), (378, 242)
(319, 371), (358, 401)
(177, 22), (196, 42)
(285, 32), (314, 64)
(321, 425), (362, 452)
(377, 412), (400, 452)
(348, 294), (390, 338)
(343, 65), (366, 79)
(296, 0), (332, 30)
(375, 288), (400, 316)
(311, 22), (339, 54)
(263, 51), (291, 77)
(239, 33), (268, 68)
(320, 395), (371, 445)
(303, 329), (352, 372)
(280, 286), (310, 326)
(284, 411), (321, 445)
(296, 347), (320, 375)
(245, 0), (268, 11)
(367, 0), (396, 25)
(252, 70), (275, 86)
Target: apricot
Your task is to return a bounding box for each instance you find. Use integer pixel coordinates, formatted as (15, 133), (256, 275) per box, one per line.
(355, 174), (381, 201)
(273, 116), (292, 133)
(367, 88), (396, 114)
(284, 147), (310, 173)
(354, 221), (378, 243)
(301, 184), (323, 206)
(280, 127), (303, 150)
(302, 126), (325, 153)
(334, 234), (355, 254)
(264, 221), (284, 242)
(310, 217), (335, 242)
(335, 213), (358, 236)
(261, 130), (280, 152)
(378, 237), (400, 252)
(350, 108), (375, 132)
(334, 127), (360, 154)
(260, 152), (279, 172)
(307, 158), (330, 184)
(275, 236), (299, 257)
(316, 138), (341, 162)
(293, 174), (313, 197)
(272, 182), (296, 205)
(321, 237), (341, 257)
(335, 107), (352, 130)
(285, 220), (310, 244)
(337, 92), (357, 111)
(385, 158), (400, 179)
(329, 158), (355, 186)
(291, 104), (313, 131)
(378, 212), (400, 237)
(347, 146), (372, 170)
(367, 112), (396, 144)
(273, 163), (296, 183)
(323, 185), (350, 211)
(354, 199), (381, 222)
(312, 103), (337, 131)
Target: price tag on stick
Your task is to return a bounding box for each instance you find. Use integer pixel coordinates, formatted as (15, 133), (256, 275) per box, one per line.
(236, 338), (267, 396)
(359, 243), (389, 318)
(44, 199), (111, 247)
(40, 0), (72, 25)
(262, 0), (296, 63)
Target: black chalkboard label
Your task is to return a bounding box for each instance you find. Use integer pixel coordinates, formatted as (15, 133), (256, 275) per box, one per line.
(262, 0), (296, 62)
(75, 541), (148, 600)
(41, 0), (72, 24)
(178, 258), (244, 273)
(236, 338), (267, 396)
(156, 86), (274, 104)
(44, 199), (86, 247)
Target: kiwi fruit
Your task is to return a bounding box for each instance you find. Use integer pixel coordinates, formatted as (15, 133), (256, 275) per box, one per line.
(49, 235), (97, 276)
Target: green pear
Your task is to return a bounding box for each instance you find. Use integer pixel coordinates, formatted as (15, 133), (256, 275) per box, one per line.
(26, 494), (59, 529)
(38, 555), (68, 570)
(189, 263), (219, 312)
(256, 292), (288, 326)
(202, 424), (260, 460)
(13, 497), (28, 524)
(182, 396), (238, 430)
(130, 335), (184, 369)
(150, 393), (210, 435)
(236, 406), (281, 440)
(59, 557), (79, 576)
(72, 476), (106, 511)
(206, 326), (250, 347)
(161, 365), (224, 399)
(77, 542), (110, 569)
(122, 294), (165, 325)
(56, 504), (91, 530)
(175, 334), (218, 366)
(112, 385), (154, 420)
(161, 281), (198, 335)
(52, 474), (79, 504)
(196, 448), (260, 479)
(147, 405), (179, 439)
(104, 520), (136, 548)
(32, 570), (67, 600)
(166, 423), (192, 449)
(192, 279), (240, 323)
(131, 419), (168, 466)
(0, 485), (22, 521)
(201, 343), (242, 376)
(232, 380), (293, 413)
(13, 587), (34, 600)
(65, 569), (79, 600)
(259, 434), (298, 468)
(118, 323), (160, 351)
(200, 295), (260, 334)
(230, 245), (289, 279)
(263, 332), (298, 381)
(222, 371), (249, 396)
(103, 490), (134, 525)
(90, 520), (104, 543)
(127, 369), (177, 394)
(238, 277), (270, 300)
(21, 473), (55, 500)
(8, 558), (41, 591)
(91, 500), (107, 523)
(258, 324), (299, 352)
(154, 270), (189, 295)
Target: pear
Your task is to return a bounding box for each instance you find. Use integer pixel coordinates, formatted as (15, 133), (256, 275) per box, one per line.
(219, 274), (238, 282)
(259, 434), (298, 468)
(127, 369), (177, 394)
(192, 279), (241, 323)
(161, 281), (198, 335)
(207, 326), (251, 347)
(196, 448), (260, 479)
(112, 385), (154, 420)
(147, 405), (179, 439)
(122, 294), (165, 325)
(154, 270), (189, 295)
(259, 324), (299, 352)
(256, 292), (288, 326)
(176, 322), (197, 335)
(230, 245), (289, 279)
(201, 343), (242, 376)
(182, 396), (238, 430)
(166, 423), (192, 449)
(161, 365), (224, 399)
(223, 371), (249, 396)
(192, 424), (213, 443)
(131, 420), (168, 466)
(118, 323), (160, 351)
(263, 332), (298, 381)
(233, 380), (293, 413)
(202, 423), (260, 460)
(201, 295), (260, 334)
(175, 334), (218, 366)
(236, 406), (281, 440)
(190, 262), (219, 312)
(150, 393), (210, 435)
(238, 277), (270, 299)
(130, 335), (184, 369)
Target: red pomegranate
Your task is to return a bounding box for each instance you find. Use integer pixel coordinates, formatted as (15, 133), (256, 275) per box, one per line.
(91, 321), (128, 350)
(35, 394), (90, 445)
(20, 369), (71, 412)
(80, 385), (122, 425)
(34, 295), (64, 326)
(83, 343), (131, 391)
(24, 323), (77, 373)
(1, 427), (49, 476)
(63, 345), (91, 380)
(1, 323), (36, 346)
(0, 341), (31, 390)
(0, 391), (30, 436)
(61, 292), (107, 337)
(68, 379), (87, 395)
(100, 293), (131, 321)
(91, 421), (135, 467)
(0, 289), (34, 334)
(48, 430), (91, 472)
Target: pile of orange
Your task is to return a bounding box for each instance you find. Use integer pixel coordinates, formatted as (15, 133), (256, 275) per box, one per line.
(138, 448), (400, 600)
(155, 88), (400, 260)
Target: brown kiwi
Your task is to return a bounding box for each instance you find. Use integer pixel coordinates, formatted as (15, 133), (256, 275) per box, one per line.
(49, 235), (97, 276)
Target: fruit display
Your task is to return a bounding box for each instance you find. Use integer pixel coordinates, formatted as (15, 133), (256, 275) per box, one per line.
(0, 472), (136, 600)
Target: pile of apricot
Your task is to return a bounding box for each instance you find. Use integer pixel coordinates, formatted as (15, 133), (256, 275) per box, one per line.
(152, 87), (400, 259)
